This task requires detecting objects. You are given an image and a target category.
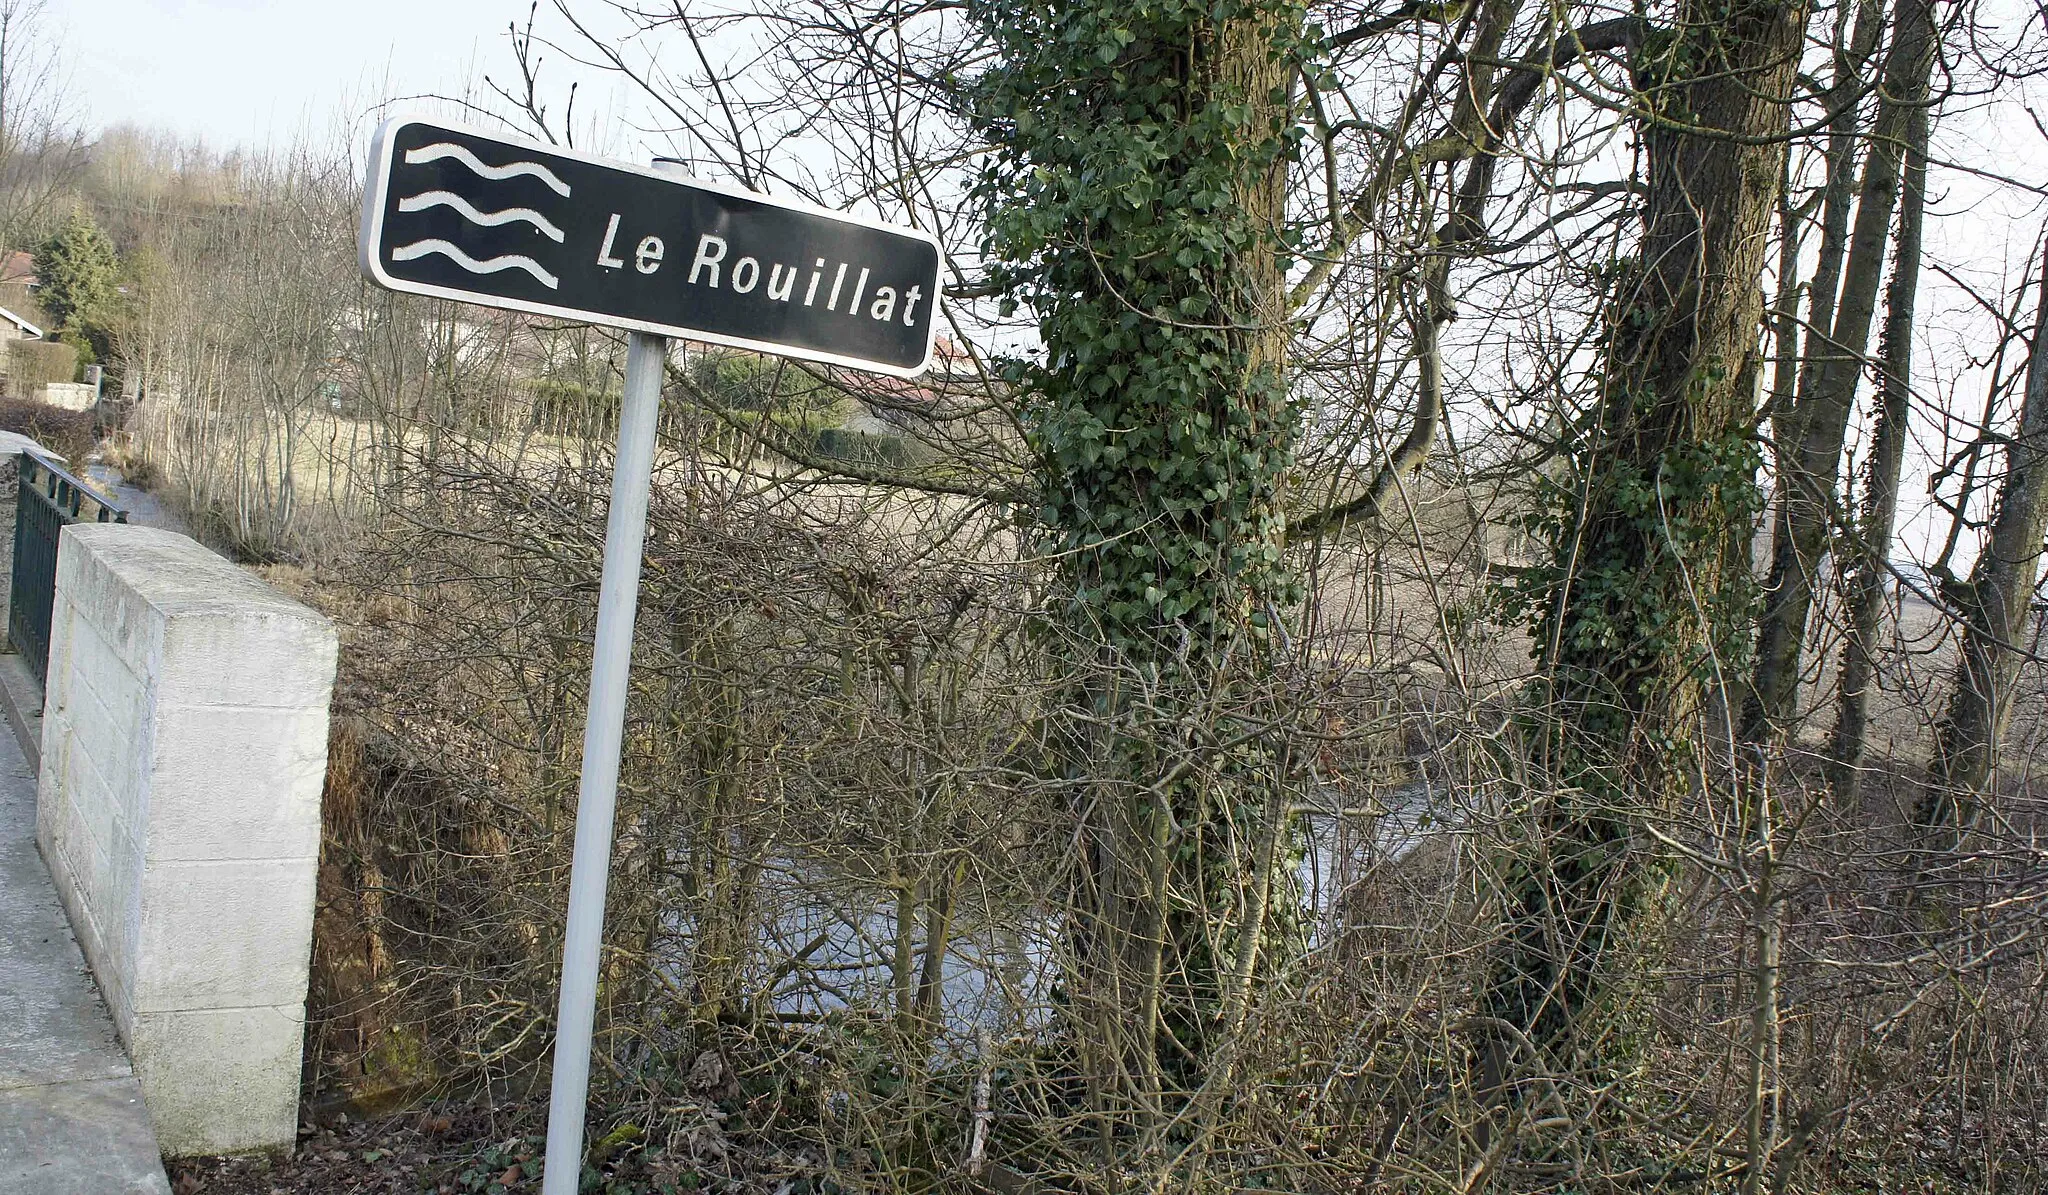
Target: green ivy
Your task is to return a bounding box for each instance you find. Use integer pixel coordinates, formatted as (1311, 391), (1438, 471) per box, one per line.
(970, 0), (1313, 658)
(1509, 392), (1762, 752)
(969, 0), (1321, 1092)
(1488, 284), (1767, 1059)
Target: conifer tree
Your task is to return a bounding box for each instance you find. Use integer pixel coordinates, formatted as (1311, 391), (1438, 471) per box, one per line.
(32, 206), (116, 359)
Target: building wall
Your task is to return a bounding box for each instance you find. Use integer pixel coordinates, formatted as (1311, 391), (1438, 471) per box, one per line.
(34, 524), (337, 1156)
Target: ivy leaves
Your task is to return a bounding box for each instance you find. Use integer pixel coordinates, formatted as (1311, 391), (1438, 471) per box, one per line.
(1506, 401), (1763, 749)
(969, 0), (1313, 656)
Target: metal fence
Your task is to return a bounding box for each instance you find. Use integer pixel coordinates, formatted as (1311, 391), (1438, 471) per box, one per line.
(10, 452), (126, 687)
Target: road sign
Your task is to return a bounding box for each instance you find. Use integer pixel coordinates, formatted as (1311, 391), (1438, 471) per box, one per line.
(359, 116), (943, 377)
(355, 118), (952, 1195)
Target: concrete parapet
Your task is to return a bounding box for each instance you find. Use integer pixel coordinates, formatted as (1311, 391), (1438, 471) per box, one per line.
(34, 381), (97, 411)
(34, 524), (336, 1156)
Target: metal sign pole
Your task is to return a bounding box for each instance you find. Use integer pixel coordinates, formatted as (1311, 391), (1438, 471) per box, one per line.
(540, 328), (667, 1195)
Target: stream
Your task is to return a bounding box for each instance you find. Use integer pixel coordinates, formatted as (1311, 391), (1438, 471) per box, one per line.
(675, 779), (1458, 1041)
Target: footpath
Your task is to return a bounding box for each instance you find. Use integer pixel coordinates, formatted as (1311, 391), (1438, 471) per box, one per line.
(0, 653), (171, 1194)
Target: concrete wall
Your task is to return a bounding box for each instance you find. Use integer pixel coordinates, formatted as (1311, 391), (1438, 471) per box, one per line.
(34, 524), (336, 1156)
(35, 381), (97, 411)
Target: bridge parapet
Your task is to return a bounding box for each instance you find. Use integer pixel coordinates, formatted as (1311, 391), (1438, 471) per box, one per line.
(34, 523), (337, 1157)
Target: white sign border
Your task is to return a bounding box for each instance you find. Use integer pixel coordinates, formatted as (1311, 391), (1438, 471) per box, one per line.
(357, 115), (944, 380)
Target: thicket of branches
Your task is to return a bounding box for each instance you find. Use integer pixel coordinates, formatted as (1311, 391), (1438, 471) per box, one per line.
(17, 0), (2048, 1190)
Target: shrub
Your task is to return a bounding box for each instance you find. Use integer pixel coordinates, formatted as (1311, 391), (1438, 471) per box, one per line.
(0, 396), (97, 464)
(7, 338), (78, 391)
(525, 377), (620, 434)
(691, 350), (848, 417)
(812, 426), (926, 468)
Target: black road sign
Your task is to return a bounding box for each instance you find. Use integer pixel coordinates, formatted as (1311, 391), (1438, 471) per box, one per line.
(358, 117), (943, 377)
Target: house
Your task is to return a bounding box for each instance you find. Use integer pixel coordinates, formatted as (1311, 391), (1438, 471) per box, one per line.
(0, 304), (44, 344)
(0, 253), (48, 346)
(0, 302), (46, 394)
(0, 250), (36, 287)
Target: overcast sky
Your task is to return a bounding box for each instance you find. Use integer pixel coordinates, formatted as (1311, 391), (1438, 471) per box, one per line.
(61, 0), (536, 150)
(46, 0), (2048, 567)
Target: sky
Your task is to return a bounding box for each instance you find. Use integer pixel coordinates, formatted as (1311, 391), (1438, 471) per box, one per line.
(45, 0), (2048, 568)
(61, 0), (537, 151)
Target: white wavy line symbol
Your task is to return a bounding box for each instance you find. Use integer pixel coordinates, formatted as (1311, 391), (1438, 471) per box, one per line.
(403, 143), (571, 197)
(390, 239), (560, 289)
(397, 190), (565, 242)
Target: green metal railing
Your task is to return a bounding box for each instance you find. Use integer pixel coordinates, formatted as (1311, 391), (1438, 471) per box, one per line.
(10, 452), (126, 686)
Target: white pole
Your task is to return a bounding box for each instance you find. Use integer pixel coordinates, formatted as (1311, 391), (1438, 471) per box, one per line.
(540, 328), (667, 1195)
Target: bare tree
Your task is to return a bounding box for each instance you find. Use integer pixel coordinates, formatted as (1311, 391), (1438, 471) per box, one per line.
(1749, 0), (1941, 742)
(0, 0), (84, 250)
(1832, 67), (1932, 797)
(1923, 239), (2048, 842)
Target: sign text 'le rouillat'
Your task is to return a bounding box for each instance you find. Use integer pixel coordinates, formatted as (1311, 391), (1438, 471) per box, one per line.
(358, 118), (943, 377)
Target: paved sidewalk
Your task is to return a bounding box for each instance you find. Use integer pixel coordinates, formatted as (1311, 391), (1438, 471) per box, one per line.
(0, 686), (171, 1194)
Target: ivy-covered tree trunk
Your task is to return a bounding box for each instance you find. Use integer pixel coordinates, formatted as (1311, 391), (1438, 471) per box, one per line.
(1485, 0), (1808, 1070)
(972, 0), (1308, 1140)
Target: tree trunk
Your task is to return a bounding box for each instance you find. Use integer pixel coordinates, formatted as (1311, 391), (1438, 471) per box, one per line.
(1767, 178), (1807, 442)
(1748, 0), (1937, 739)
(1922, 244), (2048, 842)
(1766, 0), (1883, 455)
(972, 0), (1306, 1141)
(1485, 0), (1809, 1065)
(1831, 88), (1931, 798)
